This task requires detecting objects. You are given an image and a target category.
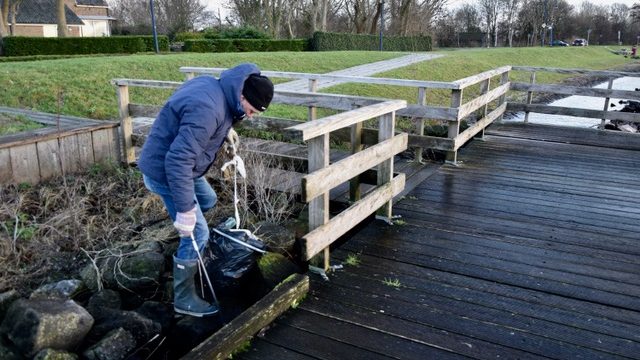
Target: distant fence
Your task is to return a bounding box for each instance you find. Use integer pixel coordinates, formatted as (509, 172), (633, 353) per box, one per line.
(0, 122), (120, 185)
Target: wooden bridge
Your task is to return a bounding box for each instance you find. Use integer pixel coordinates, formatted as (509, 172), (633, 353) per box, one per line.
(231, 122), (640, 359)
(112, 65), (639, 359)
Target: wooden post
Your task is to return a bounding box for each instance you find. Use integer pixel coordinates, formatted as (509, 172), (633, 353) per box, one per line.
(308, 134), (330, 271)
(446, 89), (463, 164)
(185, 72), (195, 81)
(349, 122), (363, 202)
(497, 70), (510, 122)
(414, 87), (427, 163)
(377, 112), (395, 220)
(308, 79), (318, 122)
(117, 84), (135, 165)
(476, 78), (491, 139)
(600, 78), (614, 130)
(524, 72), (536, 124)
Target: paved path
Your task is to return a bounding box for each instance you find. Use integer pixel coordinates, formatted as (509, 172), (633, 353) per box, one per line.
(275, 53), (443, 92)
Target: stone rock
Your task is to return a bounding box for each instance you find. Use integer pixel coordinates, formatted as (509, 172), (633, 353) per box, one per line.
(0, 298), (94, 357)
(0, 290), (20, 323)
(88, 308), (161, 346)
(0, 336), (23, 360)
(30, 280), (85, 301)
(258, 252), (300, 289)
(254, 221), (296, 254)
(80, 250), (165, 295)
(33, 348), (78, 360)
(86, 290), (121, 316)
(134, 301), (173, 333)
(83, 328), (135, 360)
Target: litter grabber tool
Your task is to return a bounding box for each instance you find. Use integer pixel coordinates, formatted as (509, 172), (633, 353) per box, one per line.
(190, 233), (219, 304)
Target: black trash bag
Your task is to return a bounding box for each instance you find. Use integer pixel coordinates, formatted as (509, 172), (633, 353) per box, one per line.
(199, 224), (266, 302)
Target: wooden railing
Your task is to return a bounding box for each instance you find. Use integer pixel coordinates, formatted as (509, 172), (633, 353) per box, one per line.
(178, 66), (511, 164)
(509, 66), (640, 129)
(286, 99), (407, 269)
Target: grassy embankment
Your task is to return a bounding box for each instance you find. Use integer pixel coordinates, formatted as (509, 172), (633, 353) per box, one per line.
(0, 46), (634, 124)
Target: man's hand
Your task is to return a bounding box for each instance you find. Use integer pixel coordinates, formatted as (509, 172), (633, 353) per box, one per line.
(226, 128), (240, 154)
(174, 207), (197, 237)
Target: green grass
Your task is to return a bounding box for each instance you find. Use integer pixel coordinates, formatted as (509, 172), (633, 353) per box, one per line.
(0, 47), (635, 122)
(327, 46), (635, 108)
(0, 51), (403, 120)
(0, 113), (45, 135)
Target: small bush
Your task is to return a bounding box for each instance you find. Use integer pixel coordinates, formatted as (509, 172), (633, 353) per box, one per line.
(310, 31), (432, 52)
(183, 39), (307, 53)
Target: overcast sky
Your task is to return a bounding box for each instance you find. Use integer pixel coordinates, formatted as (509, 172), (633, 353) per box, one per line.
(203, 0), (639, 16)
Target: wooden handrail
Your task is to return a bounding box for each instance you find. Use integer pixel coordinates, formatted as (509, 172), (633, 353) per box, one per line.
(452, 66), (512, 89)
(511, 82), (640, 101)
(286, 100), (407, 141)
(511, 66), (639, 77)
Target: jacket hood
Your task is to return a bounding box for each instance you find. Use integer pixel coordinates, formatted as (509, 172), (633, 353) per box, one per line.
(219, 63), (261, 121)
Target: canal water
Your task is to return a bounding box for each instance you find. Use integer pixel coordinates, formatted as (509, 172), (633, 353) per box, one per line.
(509, 76), (640, 128)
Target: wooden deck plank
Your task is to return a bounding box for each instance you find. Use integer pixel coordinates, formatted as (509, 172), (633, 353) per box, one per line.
(238, 126), (640, 359)
(311, 268), (640, 358)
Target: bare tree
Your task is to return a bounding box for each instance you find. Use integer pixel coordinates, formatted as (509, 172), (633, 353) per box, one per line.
(57, 0), (69, 37)
(501, 0), (520, 47)
(478, 0), (499, 47)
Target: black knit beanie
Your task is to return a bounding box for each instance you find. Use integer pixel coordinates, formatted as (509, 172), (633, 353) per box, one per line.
(242, 74), (274, 111)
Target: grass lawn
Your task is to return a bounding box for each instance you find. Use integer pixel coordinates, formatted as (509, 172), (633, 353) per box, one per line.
(0, 47), (635, 121)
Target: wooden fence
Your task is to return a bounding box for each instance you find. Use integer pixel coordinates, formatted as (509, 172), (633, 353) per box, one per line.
(0, 122), (120, 185)
(179, 66), (512, 164)
(509, 66), (640, 129)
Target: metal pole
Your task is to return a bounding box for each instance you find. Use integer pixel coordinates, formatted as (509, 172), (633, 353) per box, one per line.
(149, 0), (160, 53)
(379, 0), (384, 51)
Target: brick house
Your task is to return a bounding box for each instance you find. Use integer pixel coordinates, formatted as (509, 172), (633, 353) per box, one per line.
(11, 0), (114, 37)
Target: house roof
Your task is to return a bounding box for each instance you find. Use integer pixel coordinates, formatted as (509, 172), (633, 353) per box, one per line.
(15, 0), (85, 25)
(77, 0), (109, 6)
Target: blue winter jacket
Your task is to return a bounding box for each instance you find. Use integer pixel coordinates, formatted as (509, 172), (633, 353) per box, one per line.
(138, 63), (261, 213)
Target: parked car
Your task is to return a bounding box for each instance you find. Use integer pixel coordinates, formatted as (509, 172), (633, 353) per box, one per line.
(573, 39), (588, 46)
(551, 40), (569, 47)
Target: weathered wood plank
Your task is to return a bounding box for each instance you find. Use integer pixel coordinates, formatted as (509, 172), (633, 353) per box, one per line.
(454, 103), (507, 150)
(446, 90), (463, 163)
(183, 274), (309, 360)
(487, 122), (640, 151)
(302, 174), (405, 260)
(453, 66), (511, 89)
(0, 148), (12, 183)
(111, 79), (182, 89)
(524, 72), (536, 123)
(510, 82), (640, 101)
(457, 82), (510, 120)
(302, 134), (407, 202)
(91, 128), (112, 163)
(36, 139), (62, 180)
(507, 103), (640, 123)
(118, 84), (135, 164)
(76, 131), (95, 168)
(59, 135), (80, 174)
(287, 100), (406, 141)
(407, 134), (455, 151)
(0, 123), (118, 150)
(377, 112), (395, 219)
(10, 143), (40, 184)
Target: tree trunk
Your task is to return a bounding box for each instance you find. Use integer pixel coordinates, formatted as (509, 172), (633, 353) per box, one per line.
(399, 0), (412, 36)
(1, 0), (9, 35)
(10, 1), (20, 36)
(57, 0), (69, 37)
(369, 1), (381, 34)
(311, 0), (319, 33)
(320, 0), (328, 31)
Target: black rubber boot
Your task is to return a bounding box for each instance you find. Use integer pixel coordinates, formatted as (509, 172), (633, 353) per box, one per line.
(173, 255), (219, 317)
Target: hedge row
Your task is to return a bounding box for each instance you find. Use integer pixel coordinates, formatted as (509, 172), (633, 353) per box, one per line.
(2, 36), (169, 56)
(183, 39), (308, 53)
(310, 31), (432, 51)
